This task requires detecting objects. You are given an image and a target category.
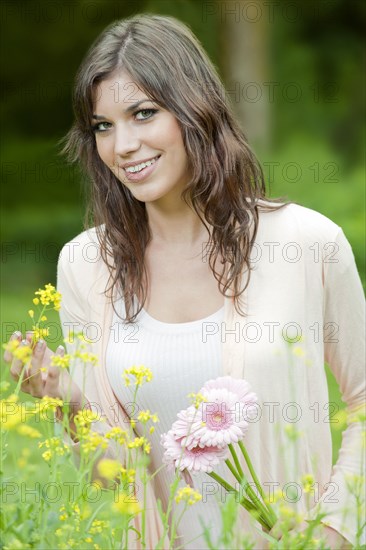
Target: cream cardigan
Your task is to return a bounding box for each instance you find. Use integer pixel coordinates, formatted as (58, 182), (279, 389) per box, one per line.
(56, 201), (365, 548)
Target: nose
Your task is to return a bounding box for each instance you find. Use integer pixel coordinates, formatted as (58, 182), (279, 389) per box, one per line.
(113, 122), (140, 158)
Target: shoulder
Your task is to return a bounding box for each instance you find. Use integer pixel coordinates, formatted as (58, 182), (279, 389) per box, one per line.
(57, 225), (110, 288)
(58, 226), (104, 268)
(256, 200), (342, 244)
(256, 200), (357, 276)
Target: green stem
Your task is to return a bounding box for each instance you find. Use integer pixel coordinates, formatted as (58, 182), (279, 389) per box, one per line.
(224, 458), (241, 483)
(228, 443), (244, 478)
(207, 471), (270, 529)
(238, 440), (277, 525)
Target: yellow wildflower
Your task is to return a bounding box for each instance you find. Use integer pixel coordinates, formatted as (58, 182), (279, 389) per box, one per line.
(3, 340), (33, 364)
(105, 426), (128, 445)
(137, 409), (159, 424)
(33, 298), (40, 305)
(122, 365), (153, 387)
(39, 396), (64, 418)
(51, 354), (71, 369)
(28, 310), (34, 319)
(175, 486), (202, 505)
(120, 468), (136, 483)
(97, 459), (123, 480)
(81, 431), (108, 454)
(34, 283), (61, 311)
(187, 392), (208, 409)
(32, 326), (49, 340)
(301, 473), (315, 493)
(74, 351), (98, 365)
(88, 519), (110, 534)
(38, 437), (70, 462)
(149, 426), (155, 434)
(1, 395), (23, 430)
(0, 381), (10, 394)
(41, 315), (47, 322)
(17, 425), (42, 438)
(59, 505), (68, 521)
(127, 436), (150, 453)
(113, 493), (141, 515)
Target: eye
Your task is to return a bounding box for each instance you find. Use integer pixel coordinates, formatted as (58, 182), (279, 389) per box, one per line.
(134, 108), (158, 121)
(92, 121), (112, 133)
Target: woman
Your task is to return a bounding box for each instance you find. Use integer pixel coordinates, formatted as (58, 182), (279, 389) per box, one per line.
(5, 13), (364, 549)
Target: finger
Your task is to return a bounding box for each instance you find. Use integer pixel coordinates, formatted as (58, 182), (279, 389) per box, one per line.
(27, 339), (46, 396)
(44, 345), (64, 395)
(26, 331), (35, 344)
(9, 339), (30, 381)
(3, 331), (22, 363)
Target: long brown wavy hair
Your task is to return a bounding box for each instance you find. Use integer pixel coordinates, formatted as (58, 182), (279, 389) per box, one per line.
(62, 13), (290, 323)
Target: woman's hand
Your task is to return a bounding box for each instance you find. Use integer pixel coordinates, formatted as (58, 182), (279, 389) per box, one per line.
(3, 330), (86, 418)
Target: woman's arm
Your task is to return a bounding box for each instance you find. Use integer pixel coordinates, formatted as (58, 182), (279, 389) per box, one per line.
(307, 227), (365, 547)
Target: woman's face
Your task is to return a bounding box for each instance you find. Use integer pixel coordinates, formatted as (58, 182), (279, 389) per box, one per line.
(92, 70), (191, 206)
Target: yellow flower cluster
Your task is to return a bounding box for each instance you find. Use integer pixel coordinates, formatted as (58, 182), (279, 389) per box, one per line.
(64, 331), (93, 345)
(187, 392), (208, 409)
(0, 395), (40, 436)
(50, 354), (71, 369)
(3, 339), (32, 364)
(16, 425), (42, 438)
(88, 519), (110, 534)
(39, 395), (63, 413)
(34, 283), (62, 311)
(113, 493), (141, 516)
(137, 409), (159, 424)
(105, 426), (128, 445)
(81, 431), (108, 455)
(38, 437), (70, 462)
(120, 467), (136, 483)
(73, 409), (100, 436)
(31, 326), (49, 341)
(301, 473), (315, 494)
(128, 436), (151, 454)
(122, 365), (153, 387)
(97, 459), (122, 480)
(74, 350), (98, 366)
(175, 486), (202, 505)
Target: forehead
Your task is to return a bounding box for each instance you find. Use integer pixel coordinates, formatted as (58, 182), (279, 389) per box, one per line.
(93, 70), (150, 110)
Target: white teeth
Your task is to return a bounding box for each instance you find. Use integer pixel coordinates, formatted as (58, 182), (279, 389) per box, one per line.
(125, 156), (159, 173)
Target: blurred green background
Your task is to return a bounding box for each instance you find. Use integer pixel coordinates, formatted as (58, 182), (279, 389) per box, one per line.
(1, 0), (365, 462)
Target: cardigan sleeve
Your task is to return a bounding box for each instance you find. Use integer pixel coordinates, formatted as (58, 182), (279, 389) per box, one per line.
(55, 241), (122, 482)
(306, 227), (365, 546)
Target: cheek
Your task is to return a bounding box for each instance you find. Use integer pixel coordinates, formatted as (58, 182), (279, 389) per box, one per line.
(95, 138), (113, 165)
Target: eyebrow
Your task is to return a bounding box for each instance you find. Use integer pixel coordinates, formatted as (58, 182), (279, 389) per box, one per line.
(92, 99), (154, 120)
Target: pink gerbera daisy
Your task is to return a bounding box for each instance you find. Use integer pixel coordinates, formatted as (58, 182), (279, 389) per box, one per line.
(171, 377), (258, 449)
(161, 429), (228, 474)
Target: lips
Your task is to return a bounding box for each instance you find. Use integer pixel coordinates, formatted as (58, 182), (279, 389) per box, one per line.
(119, 154), (161, 182)
(121, 155), (161, 171)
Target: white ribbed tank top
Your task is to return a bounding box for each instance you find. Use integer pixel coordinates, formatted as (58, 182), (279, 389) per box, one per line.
(106, 297), (227, 549)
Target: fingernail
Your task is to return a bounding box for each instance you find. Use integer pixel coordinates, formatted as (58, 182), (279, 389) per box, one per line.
(21, 339), (27, 345)
(57, 345), (65, 352)
(13, 331), (21, 338)
(36, 339), (45, 350)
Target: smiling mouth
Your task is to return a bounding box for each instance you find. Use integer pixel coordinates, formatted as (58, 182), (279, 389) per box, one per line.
(122, 155), (161, 174)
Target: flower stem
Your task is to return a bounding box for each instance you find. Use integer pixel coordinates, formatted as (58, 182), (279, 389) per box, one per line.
(224, 458), (241, 483)
(207, 471), (270, 529)
(225, 446), (274, 529)
(237, 440), (277, 525)
(228, 443), (244, 479)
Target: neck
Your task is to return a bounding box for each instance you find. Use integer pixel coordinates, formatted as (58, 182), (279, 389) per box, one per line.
(145, 200), (210, 247)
